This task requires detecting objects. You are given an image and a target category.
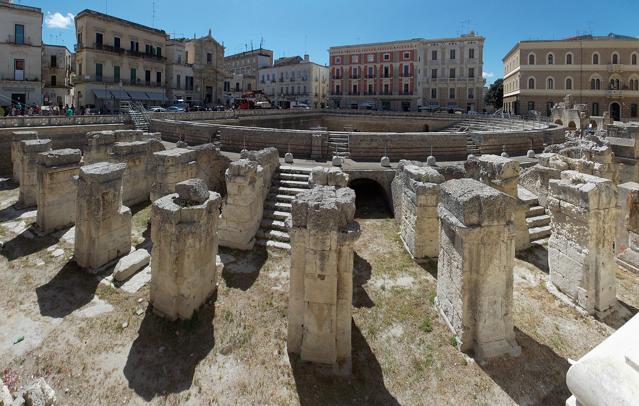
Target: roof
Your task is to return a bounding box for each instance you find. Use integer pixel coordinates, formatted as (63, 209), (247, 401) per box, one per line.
(274, 56), (303, 66)
(0, 1), (41, 14)
(225, 48), (274, 60)
(329, 33), (484, 52)
(75, 9), (167, 37)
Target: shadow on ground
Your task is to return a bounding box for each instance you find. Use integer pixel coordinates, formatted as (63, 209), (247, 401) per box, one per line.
(35, 260), (100, 318)
(479, 328), (570, 406)
(220, 247), (267, 290)
(517, 244), (549, 274)
(123, 301), (216, 401)
(1, 228), (59, 261)
(600, 299), (638, 329)
(353, 252), (374, 308)
(291, 320), (399, 406)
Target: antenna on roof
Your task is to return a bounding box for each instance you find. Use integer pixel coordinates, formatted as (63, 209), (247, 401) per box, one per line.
(260, 37), (264, 49)
(105, 0), (108, 15)
(250, 40), (253, 51)
(152, 0), (156, 27)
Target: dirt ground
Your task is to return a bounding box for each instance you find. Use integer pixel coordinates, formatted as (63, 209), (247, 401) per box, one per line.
(1, 177), (637, 406)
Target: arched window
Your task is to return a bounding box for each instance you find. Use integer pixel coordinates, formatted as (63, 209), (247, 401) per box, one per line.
(632, 53), (638, 65)
(547, 77), (554, 90)
(566, 78), (573, 90)
(591, 78), (596, 89)
(593, 53), (599, 65)
(528, 77), (535, 89)
(547, 53), (554, 64)
(630, 79), (639, 91)
(566, 53), (573, 64)
(596, 78), (601, 89)
(612, 53), (619, 64)
(528, 53), (535, 65)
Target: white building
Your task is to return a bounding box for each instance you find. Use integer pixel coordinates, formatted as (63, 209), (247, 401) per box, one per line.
(0, 0), (43, 108)
(258, 55), (328, 108)
(42, 44), (73, 107)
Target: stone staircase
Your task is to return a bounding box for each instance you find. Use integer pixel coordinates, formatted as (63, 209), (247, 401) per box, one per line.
(466, 134), (481, 156)
(328, 133), (350, 158)
(256, 166), (312, 250)
(121, 101), (150, 132)
(518, 187), (552, 244)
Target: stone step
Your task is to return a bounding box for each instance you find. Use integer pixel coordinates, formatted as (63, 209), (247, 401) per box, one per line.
(269, 193), (295, 202)
(257, 229), (290, 242)
(279, 180), (311, 189)
(272, 186), (307, 195)
(265, 201), (292, 212)
(275, 172), (309, 181)
(518, 186), (539, 206)
(279, 166), (313, 175)
(260, 218), (288, 231)
(526, 214), (551, 228)
(256, 238), (291, 250)
(263, 209), (291, 221)
(529, 225), (552, 241)
(527, 205), (546, 217)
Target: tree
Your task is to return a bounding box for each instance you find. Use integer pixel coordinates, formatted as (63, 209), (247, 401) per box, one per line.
(484, 79), (503, 109)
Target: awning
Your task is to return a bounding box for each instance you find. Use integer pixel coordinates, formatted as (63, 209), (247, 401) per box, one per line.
(127, 91), (150, 100)
(145, 91), (166, 101)
(109, 89), (130, 100)
(92, 89), (111, 99)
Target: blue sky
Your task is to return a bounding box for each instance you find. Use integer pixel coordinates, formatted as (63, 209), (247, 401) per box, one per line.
(32, 0), (639, 84)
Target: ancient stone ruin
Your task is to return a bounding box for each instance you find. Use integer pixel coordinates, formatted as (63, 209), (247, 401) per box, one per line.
(150, 178), (222, 321)
(74, 162), (132, 271)
(288, 186), (360, 373)
(308, 166), (350, 188)
(17, 139), (52, 207)
(150, 147), (198, 201)
(436, 178), (520, 360)
(548, 170), (617, 316)
(616, 182), (639, 273)
(10, 130), (38, 183)
(110, 139), (165, 206)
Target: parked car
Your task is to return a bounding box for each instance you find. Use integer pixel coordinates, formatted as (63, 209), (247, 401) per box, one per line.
(190, 105), (207, 111)
(291, 103), (310, 110)
(148, 106), (167, 112)
(166, 105), (186, 112)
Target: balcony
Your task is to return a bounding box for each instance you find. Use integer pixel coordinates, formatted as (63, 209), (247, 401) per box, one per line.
(607, 89), (624, 98)
(76, 42), (166, 61)
(0, 74), (40, 82)
(399, 73), (413, 78)
(5, 35), (35, 46)
(73, 76), (164, 87)
(607, 64), (624, 73)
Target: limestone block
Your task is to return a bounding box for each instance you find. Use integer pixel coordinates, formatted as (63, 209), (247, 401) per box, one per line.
(565, 314), (639, 405)
(35, 149), (82, 234)
(18, 139), (52, 207)
(190, 143), (231, 194)
(436, 178), (520, 360)
(309, 167), (349, 188)
(150, 148), (198, 201)
(616, 182), (639, 274)
(332, 156), (344, 167)
(11, 130), (38, 183)
(548, 170), (617, 316)
(219, 159), (264, 250)
(74, 162), (132, 271)
(84, 131), (115, 164)
(111, 139), (165, 206)
(113, 129), (144, 142)
(288, 186), (360, 373)
(285, 152), (294, 163)
(380, 156), (391, 167)
(241, 147), (279, 198)
(150, 180), (222, 320)
(113, 248), (150, 282)
(311, 132), (326, 160)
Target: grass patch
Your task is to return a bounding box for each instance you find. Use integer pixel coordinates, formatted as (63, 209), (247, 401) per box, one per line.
(419, 318), (433, 333)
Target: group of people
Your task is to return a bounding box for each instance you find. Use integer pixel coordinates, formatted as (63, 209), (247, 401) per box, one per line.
(1, 103), (93, 117)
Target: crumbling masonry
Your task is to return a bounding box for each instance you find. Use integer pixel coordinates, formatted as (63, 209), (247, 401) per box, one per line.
(17, 139), (52, 207)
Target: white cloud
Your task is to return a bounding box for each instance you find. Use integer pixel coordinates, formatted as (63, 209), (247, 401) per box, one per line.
(45, 12), (74, 29)
(482, 71), (495, 79)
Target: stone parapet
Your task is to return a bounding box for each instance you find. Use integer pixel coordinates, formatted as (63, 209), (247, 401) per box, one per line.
(150, 148), (198, 201)
(309, 167), (350, 188)
(18, 139), (52, 207)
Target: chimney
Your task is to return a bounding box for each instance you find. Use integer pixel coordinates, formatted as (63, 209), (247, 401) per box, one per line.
(304, 54), (309, 62)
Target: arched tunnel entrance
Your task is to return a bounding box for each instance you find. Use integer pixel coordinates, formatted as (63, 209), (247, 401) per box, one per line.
(348, 178), (392, 219)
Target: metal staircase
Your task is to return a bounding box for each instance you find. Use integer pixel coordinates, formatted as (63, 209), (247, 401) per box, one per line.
(121, 101), (150, 132)
(256, 166), (312, 250)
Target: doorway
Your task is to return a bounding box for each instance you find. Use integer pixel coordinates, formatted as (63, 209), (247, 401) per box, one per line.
(610, 102), (621, 121)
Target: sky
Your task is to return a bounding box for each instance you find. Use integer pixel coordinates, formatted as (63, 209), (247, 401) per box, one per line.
(27, 0), (639, 85)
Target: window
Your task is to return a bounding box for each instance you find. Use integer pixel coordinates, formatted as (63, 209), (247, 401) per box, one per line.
(566, 53), (573, 64)
(403, 51), (410, 60)
(528, 53), (535, 65)
(114, 37), (120, 49)
(450, 49), (456, 60)
(528, 77), (535, 89)
(368, 66), (373, 78)
(591, 78), (601, 90)
(367, 54), (374, 62)
(403, 83), (409, 94)
(547, 78), (554, 89)
(631, 79), (639, 91)
(145, 70), (151, 84)
(335, 56), (341, 64)
(468, 88), (474, 99)
(449, 88), (455, 99)
(528, 101), (535, 111)
(130, 68), (137, 83)
(469, 67), (474, 78)
(96, 33), (103, 45)
(383, 84), (390, 94)
(632, 104), (638, 118)
(431, 88), (437, 98)
(14, 24), (24, 44)
(383, 53), (390, 61)
(95, 63), (103, 81)
(547, 53), (554, 64)
(612, 53), (619, 64)
(50, 55), (57, 68)
(592, 102), (599, 116)
(352, 84), (358, 95)
(156, 47), (162, 57)
(383, 66), (389, 78)
(51, 75), (56, 86)
(633, 54), (638, 65)
(403, 65), (409, 76)
(77, 33), (82, 47)
(566, 78), (572, 90)
(335, 84), (340, 94)
(593, 53), (599, 64)
(156, 71), (162, 84)
(432, 69), (437, 79)
(431, 50), (437, 61)
(186, 76), (194, 90)
(207, 53), (212, 64)
(469, 48), (475, 59)
(449, 68), (455, 78)
(368, 83), (373, 94)
(114, 66), (120, 82)
(352, 55), (359, 63)
(78, 63), (82, 76)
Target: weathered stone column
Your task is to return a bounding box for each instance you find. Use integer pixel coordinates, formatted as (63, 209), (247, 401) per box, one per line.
(190, 143), (231, 193)
(311, 131), (327, 160)
(617, 183), (639, 274)
(84, 131), (115, 164)
(74, 162), (132, 271)
(11, 130), (38, 183)
(288, 186), (360, 373)
(548, 170), (617, 316)
(218, 159), (264, 250)
(308, 166), (349, 188)
(436, 178), (520, 360)
(111, 139), (165, 206)
(241, 147), (280, 199)
(150, 179), (222, 320)
(150, 148), (197, 201)
(35, 149), (82, 234)
(18, 139), (52, 207)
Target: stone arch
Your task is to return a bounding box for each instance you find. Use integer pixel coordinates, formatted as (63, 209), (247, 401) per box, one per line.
(568, 121), (577, 130)
(348, 178), (392, 218)
(344, 169), (395, 216)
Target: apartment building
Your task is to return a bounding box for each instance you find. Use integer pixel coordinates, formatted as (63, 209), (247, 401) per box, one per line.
(165, 39), (195, 103)
(258, 55), (329, 108)
(502, 33), (639, 121)
(74, 9), (168, 111)
(0, 0), (43, 108)
(329, 32), (484, 112)
(42, 44), (73, 107)
(224, 48), (273, 104)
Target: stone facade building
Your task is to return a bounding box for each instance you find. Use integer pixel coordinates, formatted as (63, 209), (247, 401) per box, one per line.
(165, 39), (195, 103)
(502, 33), (639, 121)
(224, 48), (273, 104)
(0, 1), (43, 108)
(42, 44), (73, 108)
(329, 32), (485, 112)
(258, 55), (329, 109)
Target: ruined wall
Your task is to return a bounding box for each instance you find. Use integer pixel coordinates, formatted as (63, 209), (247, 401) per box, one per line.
(11, 130), (38, 183)
(150, 148), (198, 201)
(110, 139), (165, 206)
(18, 139), (52, 207)
(190, 144), (231, 195)
(241, 147), (280, 198)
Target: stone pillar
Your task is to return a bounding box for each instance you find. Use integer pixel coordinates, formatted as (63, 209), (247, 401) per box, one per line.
(311, 131), (326, 160)
(150, 148), (198, 201)
(190, 143), (231, 194)
(11, 130), (38, 183)
(111, 139), (165, 206)
(478, 155), (529, 251)
(84, 131), (115, 164)
(74, 162), (132, 271)
(288, 186), (360, 373)
(113, 129), (143, 142)
(150, 179), (222, 321)
(35, 149), (82, 233)
(617, 183), (639, 274)
(436, 178), (520, 360)
(548, 170), (617, 316)
(397, 165), (444, 259)
(308, 166), (349, 188)
(241, 147), (280, 199)
(18, 139), (52, 207)
(218, 159), (264, 250)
